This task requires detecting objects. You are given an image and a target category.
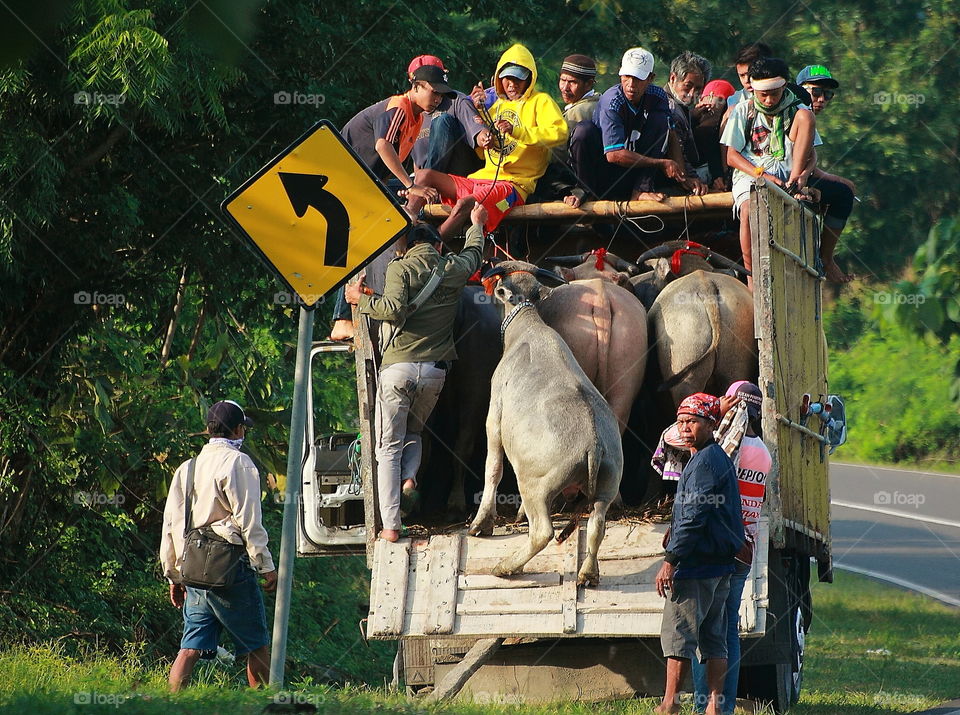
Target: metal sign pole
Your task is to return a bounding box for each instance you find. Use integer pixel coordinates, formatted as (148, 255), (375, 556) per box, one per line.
(269, 305), (315, 688)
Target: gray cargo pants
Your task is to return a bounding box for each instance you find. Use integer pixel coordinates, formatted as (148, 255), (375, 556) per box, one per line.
(375, 361), (447, 531)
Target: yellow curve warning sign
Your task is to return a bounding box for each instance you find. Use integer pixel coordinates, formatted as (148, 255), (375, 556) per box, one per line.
(222, 120), (411, 308)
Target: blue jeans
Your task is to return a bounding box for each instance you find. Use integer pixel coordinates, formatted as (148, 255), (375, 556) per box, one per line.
(180, 561), (269, 658)
(691, 561), (751, 714)
(332, 286), (352, 322)
(422, 113), (483, 176)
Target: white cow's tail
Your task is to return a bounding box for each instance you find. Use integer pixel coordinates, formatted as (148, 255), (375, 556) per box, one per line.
(591, 282), (613, 399)
(557, 442), (602, 544)
(586, 436), (602, 501)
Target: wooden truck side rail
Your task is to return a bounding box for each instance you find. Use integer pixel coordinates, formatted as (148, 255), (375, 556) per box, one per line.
(751, 181), (832, 575)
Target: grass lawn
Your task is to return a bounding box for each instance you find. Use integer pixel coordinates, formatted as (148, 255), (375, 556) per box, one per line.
(0, 571), (956, 714)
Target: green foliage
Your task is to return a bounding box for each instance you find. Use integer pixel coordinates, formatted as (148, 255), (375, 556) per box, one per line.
(2, 0), (960, 687)
(828, 290), (960, 465)
(887, 215), (960, 399)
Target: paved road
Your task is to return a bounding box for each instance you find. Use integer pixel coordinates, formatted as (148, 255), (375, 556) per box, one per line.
(830, 462), (960, 606)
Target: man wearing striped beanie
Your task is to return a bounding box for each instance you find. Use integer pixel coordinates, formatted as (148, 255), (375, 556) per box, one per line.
(559, 54), (599, 126)
(533, 53), (600, 207)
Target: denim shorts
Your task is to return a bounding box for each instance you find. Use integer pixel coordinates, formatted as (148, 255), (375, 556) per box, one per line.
(660, 574), (731, 662)
(180, 562), (269, 657)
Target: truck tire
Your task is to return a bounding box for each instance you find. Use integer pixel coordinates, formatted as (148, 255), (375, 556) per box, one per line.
(739, 604), (802, 711)
(739, 553), (809, 712)
(739, 661), (793, 713)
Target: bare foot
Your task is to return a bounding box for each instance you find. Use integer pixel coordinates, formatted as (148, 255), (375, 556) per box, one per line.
(653, 702), (681, 714)
(379, 529), (400, 542)
(823, 259), (853, 283)
(329, 319), (354, 341)
(633, 192), (666, 202)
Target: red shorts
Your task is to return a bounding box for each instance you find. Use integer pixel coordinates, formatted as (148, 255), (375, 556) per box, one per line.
(443, 176), (524, 233)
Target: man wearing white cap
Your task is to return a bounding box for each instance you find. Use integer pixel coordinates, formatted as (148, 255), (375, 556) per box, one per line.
(569, 47), (689, 202)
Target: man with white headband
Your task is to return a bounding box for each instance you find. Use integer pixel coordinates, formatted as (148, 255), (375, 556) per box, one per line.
(720, 57), (815, 289)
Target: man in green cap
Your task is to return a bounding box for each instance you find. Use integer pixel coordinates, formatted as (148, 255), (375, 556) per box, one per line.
(796, 64), (855, 283)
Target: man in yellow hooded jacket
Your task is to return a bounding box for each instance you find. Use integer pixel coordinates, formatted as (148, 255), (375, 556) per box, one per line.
(406, 44), (568, 237)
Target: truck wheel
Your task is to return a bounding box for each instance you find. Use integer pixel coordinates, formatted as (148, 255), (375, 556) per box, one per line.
(742, 604), (805, 712)
(790, 604), (805, 705)
(739, 661), (793, 713)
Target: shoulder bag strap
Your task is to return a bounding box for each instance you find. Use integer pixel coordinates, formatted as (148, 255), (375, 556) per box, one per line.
(381, 253), (451, 354)
(408, 253), (450, 313)
(183, 458), (196, 538)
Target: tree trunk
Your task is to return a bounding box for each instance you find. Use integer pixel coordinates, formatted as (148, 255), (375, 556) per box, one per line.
(160, 266), (189, 368)
(186, 295), (208, 360)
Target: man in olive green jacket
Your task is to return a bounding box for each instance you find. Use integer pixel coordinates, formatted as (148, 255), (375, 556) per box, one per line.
(345, 202), (487, 541)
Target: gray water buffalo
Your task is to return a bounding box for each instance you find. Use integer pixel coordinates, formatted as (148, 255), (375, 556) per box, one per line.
(647, 267), (756, 408)
(469, 261), (623, 586)
(420, 285), (503, 517)
(629, 240), (750, 309)
(546, 249), (639, 288)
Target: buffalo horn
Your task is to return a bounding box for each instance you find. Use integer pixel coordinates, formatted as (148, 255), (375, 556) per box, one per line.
(535, 268), (568, 287)
(705, 251), (752, 277)
(635, 242), (683, 264)
(481, 264), (507, 281)
(605, 253), (641, 276)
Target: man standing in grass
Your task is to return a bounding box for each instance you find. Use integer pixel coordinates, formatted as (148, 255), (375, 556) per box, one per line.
(160, 400), (277, 691)
(655, 394), (744, 715)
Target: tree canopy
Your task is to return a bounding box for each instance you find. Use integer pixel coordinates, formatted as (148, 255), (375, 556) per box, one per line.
(0, 0), (958, 656)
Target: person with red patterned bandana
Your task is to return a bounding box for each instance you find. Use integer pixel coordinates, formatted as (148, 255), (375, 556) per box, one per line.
(655, 393), (744, 715)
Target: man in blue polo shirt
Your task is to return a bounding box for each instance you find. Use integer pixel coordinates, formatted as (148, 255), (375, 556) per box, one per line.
(569, 47), (691, 201)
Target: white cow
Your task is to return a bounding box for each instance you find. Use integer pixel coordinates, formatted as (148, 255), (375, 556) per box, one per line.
(468, 262), (623, 586)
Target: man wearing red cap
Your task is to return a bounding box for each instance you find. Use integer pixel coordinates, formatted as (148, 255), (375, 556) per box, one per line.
(655, 393), (744, 715)
(332, 55), (486, 342)
(692, 80), (736, 191)
(340, 59), (457, 198)
(406, 55), (490, 177)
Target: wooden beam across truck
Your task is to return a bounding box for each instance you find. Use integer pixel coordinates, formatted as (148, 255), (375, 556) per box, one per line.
(421, 193), (734, 223)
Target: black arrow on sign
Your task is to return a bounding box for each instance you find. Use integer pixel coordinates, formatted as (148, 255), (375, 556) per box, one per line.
(278, 172), (350, 267)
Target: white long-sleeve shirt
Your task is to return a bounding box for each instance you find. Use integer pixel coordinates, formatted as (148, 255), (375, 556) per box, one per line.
(160, 441), (275, 583)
